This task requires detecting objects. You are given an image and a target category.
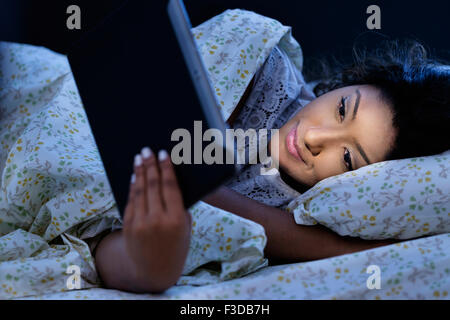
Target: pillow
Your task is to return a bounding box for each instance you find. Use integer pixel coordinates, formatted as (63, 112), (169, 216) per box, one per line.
(286, 151), (450, 240)
(192, 8), (304, 122)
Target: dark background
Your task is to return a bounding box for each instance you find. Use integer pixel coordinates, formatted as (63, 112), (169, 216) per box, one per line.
(1, 0), (449, 79)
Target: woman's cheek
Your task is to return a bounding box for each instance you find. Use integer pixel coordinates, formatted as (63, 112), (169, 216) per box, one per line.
(313, 156), (344, 182)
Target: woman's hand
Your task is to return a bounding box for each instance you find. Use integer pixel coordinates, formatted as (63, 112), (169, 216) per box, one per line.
(123, 147), (192, 291)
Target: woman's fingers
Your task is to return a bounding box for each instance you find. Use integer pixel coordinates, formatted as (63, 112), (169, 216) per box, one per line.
(133, 154), (147, 220)
(129, 147), (184, 221)
(158, 149), (184, 213)
(141, 147), (164, 215)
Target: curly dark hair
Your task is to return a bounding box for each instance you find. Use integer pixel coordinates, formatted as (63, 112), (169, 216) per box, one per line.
(307, 39), (450, 161)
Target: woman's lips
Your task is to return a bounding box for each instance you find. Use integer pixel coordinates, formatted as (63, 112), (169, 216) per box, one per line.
(286, 122), (304, 163)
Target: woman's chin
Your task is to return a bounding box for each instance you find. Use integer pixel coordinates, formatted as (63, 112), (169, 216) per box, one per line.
(277, 164), (311, 193)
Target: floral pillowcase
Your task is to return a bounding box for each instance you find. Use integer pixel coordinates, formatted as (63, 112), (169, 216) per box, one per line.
(286, 152), (450, 240)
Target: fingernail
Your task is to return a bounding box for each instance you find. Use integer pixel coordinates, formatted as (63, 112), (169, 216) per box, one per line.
(134, 154), (142, 166)
(141, 147), (152, 159)
(158, 149), (168, 161)
(131, 173), (136, 184)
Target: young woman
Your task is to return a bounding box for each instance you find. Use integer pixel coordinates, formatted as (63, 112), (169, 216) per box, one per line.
(94, 39), (450, 293)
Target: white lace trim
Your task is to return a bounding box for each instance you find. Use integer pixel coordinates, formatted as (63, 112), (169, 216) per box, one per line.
(226, 45), (316, 208)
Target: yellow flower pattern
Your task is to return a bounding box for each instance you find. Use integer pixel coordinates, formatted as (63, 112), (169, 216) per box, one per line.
(192, 9), (303, 123)
(288, 154), (450, 240)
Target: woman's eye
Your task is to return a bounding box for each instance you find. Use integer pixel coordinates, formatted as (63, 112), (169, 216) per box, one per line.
(344, 148), (353, 171)
(338, 97), (346, 121)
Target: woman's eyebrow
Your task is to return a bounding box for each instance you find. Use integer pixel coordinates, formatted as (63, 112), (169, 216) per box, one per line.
(352, 88), (361, 120)
(351, 89), (371, 165)
(354, 139), (371, 165)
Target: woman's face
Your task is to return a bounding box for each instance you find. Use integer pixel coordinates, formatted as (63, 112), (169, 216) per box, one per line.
(273, 84), (397, 187)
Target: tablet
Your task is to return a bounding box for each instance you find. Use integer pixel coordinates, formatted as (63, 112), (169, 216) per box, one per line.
(68, 0), (236, 216)
(167, 0), (229, 142)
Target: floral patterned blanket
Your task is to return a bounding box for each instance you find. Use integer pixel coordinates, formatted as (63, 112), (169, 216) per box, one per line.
(0, 9), (294, 299)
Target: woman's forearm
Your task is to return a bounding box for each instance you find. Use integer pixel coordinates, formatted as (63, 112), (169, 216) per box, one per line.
(94, 229), (175, 293)
(203, 186), (395, 261)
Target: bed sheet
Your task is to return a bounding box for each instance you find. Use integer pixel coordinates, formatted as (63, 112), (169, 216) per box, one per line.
(20, 232), (450, 300)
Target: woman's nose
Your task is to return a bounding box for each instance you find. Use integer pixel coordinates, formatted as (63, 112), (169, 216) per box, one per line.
(304, 127), (343, 156)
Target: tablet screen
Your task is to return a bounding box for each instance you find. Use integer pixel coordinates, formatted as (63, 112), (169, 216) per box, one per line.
(68, 1), (236, 215)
